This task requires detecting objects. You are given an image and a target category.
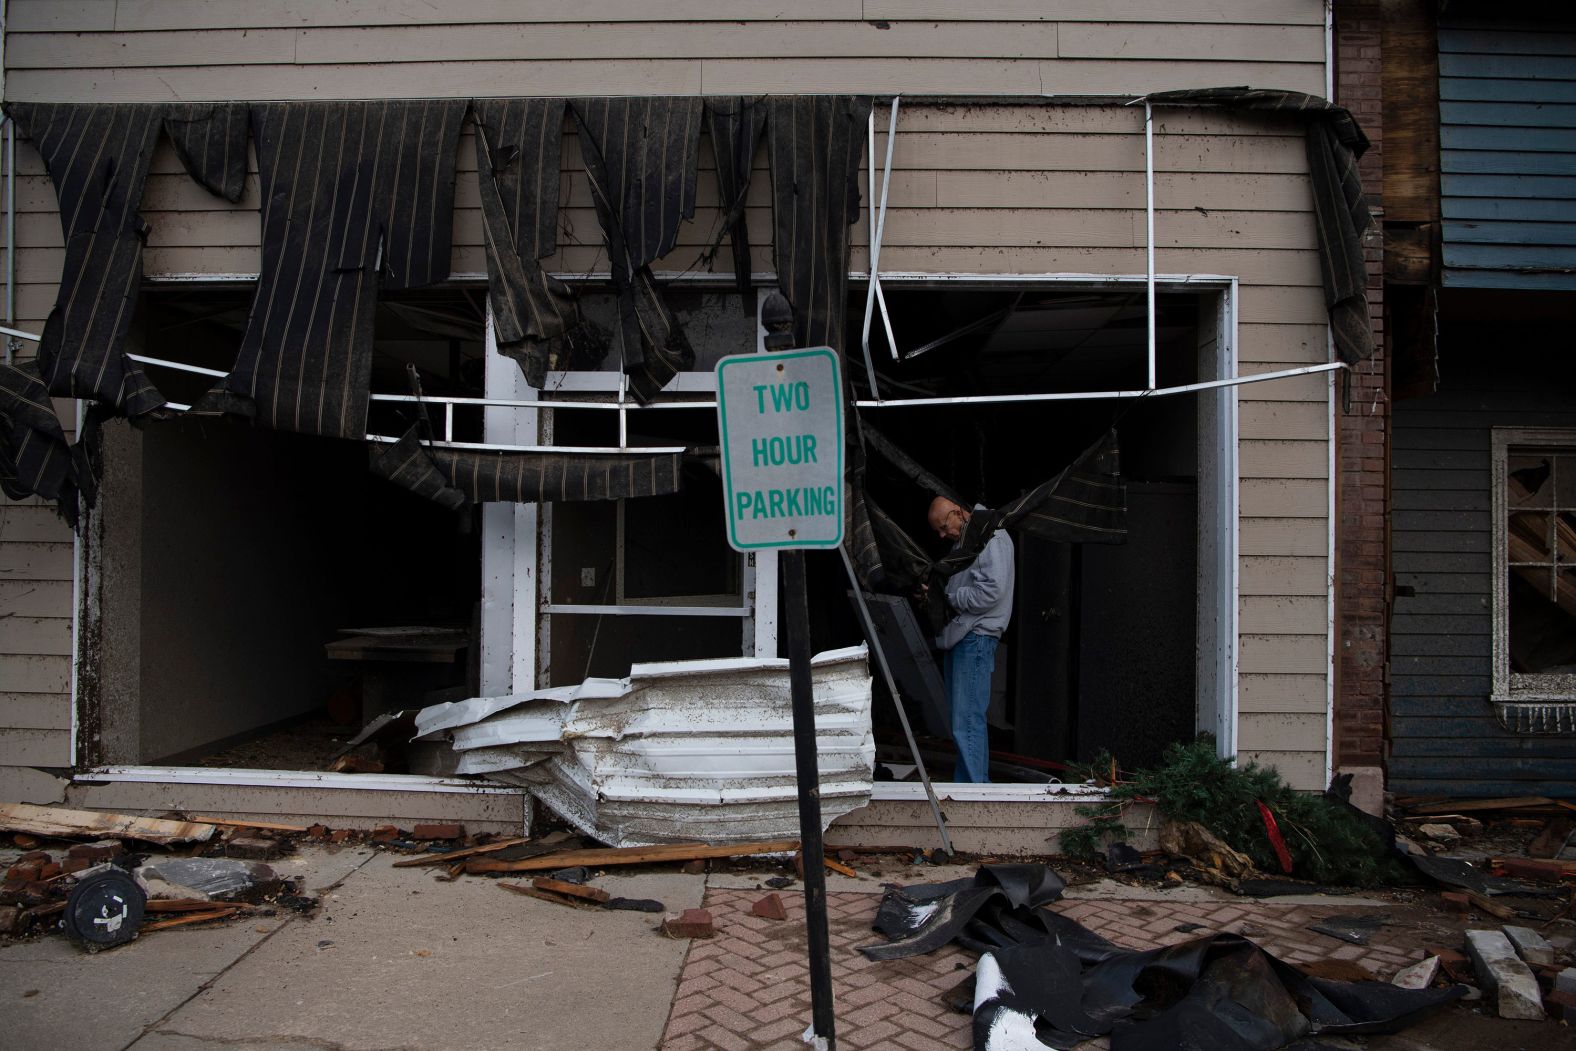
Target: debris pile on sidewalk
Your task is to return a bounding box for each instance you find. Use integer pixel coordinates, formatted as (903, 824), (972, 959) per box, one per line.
(0, 805), (328, 949)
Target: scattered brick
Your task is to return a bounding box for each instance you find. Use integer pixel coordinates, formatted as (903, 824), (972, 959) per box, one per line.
(680, 859), (706, 875)
(662, 908), (715, 939)
(1431, 945), (1475, 989)
(225, 836), (278, 859)
(750, 893), (787, 921)
(60, 858), (90, 875)
(307, 824), (331, 840)
(5, 863), (41, 883)
(36, 863), (61, 881)
(1440, 892), (1469, 912)
(328, 828), (353, 844)
(11, 834), (41, 850)
(0, 905), (22, 935)
(67, 843), (121, 863)
(17, 851), (50, 865)
(370, 825), (400, 842)
(411, 823), (464, 841)
(1548, 989), (1576, 1022)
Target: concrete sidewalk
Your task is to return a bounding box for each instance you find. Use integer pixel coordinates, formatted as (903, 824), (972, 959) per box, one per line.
(2, 845), (1572, 1051)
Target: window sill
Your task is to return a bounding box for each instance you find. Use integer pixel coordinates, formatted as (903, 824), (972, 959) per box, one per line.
(1489, 698), (1576, 735)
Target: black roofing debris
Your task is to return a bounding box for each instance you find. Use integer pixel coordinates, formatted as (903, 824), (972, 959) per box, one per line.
(859, 864), (1465, 1051)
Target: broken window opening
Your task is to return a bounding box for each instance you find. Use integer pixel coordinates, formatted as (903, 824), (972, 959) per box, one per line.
(831, 285), (1223, 784)
(1493, 428), (1576, 703)
(87, 286), (490, 775)
(517, 283), (1234, 788)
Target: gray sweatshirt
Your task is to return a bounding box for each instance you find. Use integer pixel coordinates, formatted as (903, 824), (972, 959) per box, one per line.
(937, 514), (1015, 651)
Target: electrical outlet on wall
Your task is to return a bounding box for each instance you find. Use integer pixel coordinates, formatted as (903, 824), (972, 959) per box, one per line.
(580, 567), (596, 588)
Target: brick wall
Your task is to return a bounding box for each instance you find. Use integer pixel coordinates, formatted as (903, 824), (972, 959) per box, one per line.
(1333, 0), (1389, 773)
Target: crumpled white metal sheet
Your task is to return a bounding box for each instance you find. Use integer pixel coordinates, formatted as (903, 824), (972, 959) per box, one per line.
(413, 645), (875, 847)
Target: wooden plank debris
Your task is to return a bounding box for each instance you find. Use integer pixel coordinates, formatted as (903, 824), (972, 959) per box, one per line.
(390, 836), (531, 868)
(1492, 857), (1576, 883)
(822, 857), (857, 878)
(141, 909), (241, 933)
(0, 803), (216, 845)
(466, 838), (800, 875)
(144, 899), (254, 914)
(191, 816), (310, 833)
(1411, 797), (1556, 815)
(531, 877), (610, 904)
(497, 882), (599, 910)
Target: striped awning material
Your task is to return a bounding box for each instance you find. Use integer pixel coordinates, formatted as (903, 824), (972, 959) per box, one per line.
(766, 97), (873, 354)
(764, 97), (881, 584)
(570, 98), (704, 403)
(473, 99), (608, 387)
(370, 423), (683, 509)
(3, 102), (248, 416)
(867, 429), (1128, 595)
(1146, 88), (1374, 367)
(0, 358), (86, 523)
(199, 101), (468, 440)
(704, 97), (769, 313)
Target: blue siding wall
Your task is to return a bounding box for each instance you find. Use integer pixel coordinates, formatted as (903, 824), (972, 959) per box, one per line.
(1439, 21), (1576, 291)
(1389, 336), (1576, 799)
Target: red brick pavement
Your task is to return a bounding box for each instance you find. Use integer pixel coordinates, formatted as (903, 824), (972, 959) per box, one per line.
(657, 889), (1437, 1051)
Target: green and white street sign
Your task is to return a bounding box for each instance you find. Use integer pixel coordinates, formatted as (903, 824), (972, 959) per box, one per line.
(715, 347), (845, 552)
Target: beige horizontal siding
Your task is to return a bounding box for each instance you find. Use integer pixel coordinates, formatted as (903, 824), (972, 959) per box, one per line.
(0, 88), (1332, 792)
(1237, 749), (1323, 789)
(1241, 519), (1328, 557)
(0, 655), (69, 695)
(0, 693), (72, 730)
(1239, 596), (1327, 635)
(0, 727), (69, 766)
(1240, 401), (1331, 441)
(1237, 712), (1325, 752)
(1239, 673), (1328, 714)
(6, 5), (1325, 101)
(12, 1), (1323, 33)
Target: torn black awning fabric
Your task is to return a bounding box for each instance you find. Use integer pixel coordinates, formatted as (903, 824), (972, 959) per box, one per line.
(570, 98), (703, 404)
(865, 429), (1127, 595)
(703, 97), (768, 312)
(766, 96), (881, 583)
(3, 102), (249, 416)
(202, 101), (467, 439)
(859, 865), (1462, 1051)
(369, 424), (683, 508)
(473, 99), (607, 387)
(0, 359), (85, 524)
(1145, 88), (1374, 367)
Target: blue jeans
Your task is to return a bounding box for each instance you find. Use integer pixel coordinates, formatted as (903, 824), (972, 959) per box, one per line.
(944, 632), (998, 783)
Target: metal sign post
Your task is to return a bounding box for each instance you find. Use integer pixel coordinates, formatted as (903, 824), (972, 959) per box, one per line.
(716, 294), (843, 1049)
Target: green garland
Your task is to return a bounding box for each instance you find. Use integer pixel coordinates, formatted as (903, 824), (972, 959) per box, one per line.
(1058, 739), (1406, 886)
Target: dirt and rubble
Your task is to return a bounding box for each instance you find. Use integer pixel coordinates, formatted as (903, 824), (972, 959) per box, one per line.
(2, 797), (1574, 1049)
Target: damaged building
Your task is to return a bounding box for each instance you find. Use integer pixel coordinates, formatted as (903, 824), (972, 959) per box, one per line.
(0, 4), (1370, 851)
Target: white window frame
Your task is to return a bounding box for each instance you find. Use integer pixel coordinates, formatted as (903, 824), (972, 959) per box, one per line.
(1491, 426), (1576, 704)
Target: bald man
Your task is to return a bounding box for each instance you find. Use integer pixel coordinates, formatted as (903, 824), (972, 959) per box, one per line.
(926, 496), (1015, 783)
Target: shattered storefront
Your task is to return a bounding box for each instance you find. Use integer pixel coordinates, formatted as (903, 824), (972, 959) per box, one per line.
(0, 89), (1366, 847)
